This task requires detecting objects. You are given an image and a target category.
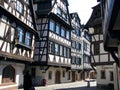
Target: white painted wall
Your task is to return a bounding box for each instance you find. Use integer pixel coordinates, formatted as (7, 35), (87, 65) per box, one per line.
(96, 65), (114, 86)
(0, 61), (25, 88)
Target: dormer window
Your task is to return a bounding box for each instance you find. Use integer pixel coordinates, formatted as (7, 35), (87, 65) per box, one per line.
(16, 0), (24, 14)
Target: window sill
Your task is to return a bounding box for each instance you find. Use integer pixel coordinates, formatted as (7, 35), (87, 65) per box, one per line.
(16, 42), (32, 50)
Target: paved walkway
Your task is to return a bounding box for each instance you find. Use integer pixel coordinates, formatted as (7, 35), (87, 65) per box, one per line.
(19, 80), (109, 90)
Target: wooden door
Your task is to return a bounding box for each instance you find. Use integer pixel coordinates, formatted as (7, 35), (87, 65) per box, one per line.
(72, 71), (75, 82)
(55, 71), (61, 84)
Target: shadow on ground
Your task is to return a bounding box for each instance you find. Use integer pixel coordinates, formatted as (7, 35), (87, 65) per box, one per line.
(55, 86), (109, 90)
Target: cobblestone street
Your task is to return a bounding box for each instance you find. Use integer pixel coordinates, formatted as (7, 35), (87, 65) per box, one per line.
(19, 80), (109, 90)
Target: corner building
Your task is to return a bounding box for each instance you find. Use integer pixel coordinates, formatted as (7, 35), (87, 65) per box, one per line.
(33, 0), (72, 85)
(0, 0), (37, 90)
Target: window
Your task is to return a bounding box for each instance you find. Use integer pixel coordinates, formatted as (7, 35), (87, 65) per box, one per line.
(84, 32), (91, 41)
(83, 42), (87, 51)
(49, 41), (54, 54)
(83, 55), (89, 63)
(49, 20), (55, 31)
(63, 70), (65, 77)
(18, 27), (24, 43)
(16, 0), (24, 14)
(67, 71), (71, 80)
(55, 43), (59, 55)
(64, 47), (67, 57)
(56, 24), (60, 34)
(48, 71), (52, 80)
(16, 26), (32, 48)
(2, 65), (15, 83)
(72, 41), (76, 49)
(71, 57), (76, 64)
(67, 48), (70, 58)
(110, 71), (114, 81)
(60, 45), (63, 56)
(57, 8), (62, 15)
(61, 27), (65, 37)
(94, 43), (99, 54)
(25, 32), (31, 47)
(66, 31), (70, 40)
(76, 42), (79, 50)
(101, 70), (106, 79)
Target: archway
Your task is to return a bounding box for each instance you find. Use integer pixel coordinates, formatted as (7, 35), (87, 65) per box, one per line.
(2, 65), (15, 83)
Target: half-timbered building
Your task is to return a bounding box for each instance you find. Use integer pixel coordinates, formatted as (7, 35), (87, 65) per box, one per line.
(32, 0), (72, 85)
(99, 0), (120, 90)
(86, 3), (115, 88)
(81, 28), (92, 80)
(70, 13), (83, 81)
(0, 0), (37, 89)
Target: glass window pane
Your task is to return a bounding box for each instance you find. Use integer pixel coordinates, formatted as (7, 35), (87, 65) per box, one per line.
(66, 31), (70, 40)
(61, 27), (65, 37)
(17, 1), (24, 14)
(18, 27), (24, 43)
(25, 32), (31, 46)
(56, 24), (60, 34)
(60, 45), (63, 56)
(49, 20), (55, 31)
(64, 47), (66, 57)
(49, 41), (54, 53)
(55, 43), (59, 55)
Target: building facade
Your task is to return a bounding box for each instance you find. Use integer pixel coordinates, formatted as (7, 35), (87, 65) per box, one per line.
(70, 13), (83, 81)
(32, 0), (72, 85)
(86, 3), (114, 89)
(81, 28), (92, 80)
(99, 0), (120, 90)
(0, 0), (37, 90)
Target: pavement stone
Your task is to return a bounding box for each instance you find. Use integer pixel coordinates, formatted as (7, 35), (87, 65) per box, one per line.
(19, 80), (109, 90)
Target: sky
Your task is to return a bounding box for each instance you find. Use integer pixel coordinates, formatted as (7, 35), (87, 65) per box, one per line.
(68, 0), (98, 24)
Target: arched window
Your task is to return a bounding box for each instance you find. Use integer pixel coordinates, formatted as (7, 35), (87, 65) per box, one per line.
(2, 65), (15, 83)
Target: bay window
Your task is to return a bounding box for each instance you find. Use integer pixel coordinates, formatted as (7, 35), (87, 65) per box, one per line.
(17, 26), (32, 48)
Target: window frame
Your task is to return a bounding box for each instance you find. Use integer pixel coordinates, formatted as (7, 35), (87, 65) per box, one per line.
(16, 0), (24, 14)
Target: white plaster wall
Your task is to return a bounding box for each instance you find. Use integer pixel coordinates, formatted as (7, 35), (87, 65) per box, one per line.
(34, 66), (72, 85)
(0, 61), (25, 88)
(96, 65), (114, 86)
